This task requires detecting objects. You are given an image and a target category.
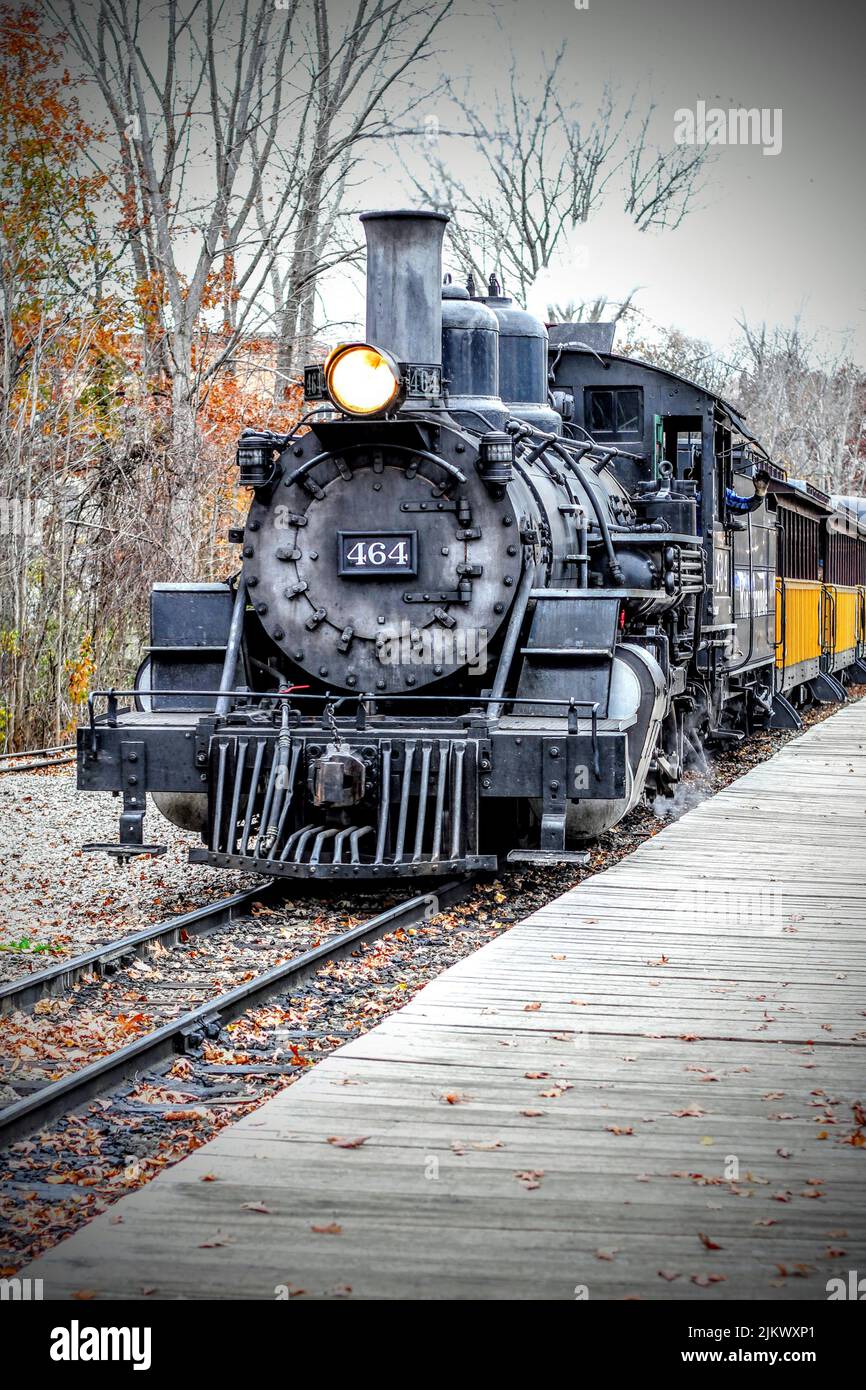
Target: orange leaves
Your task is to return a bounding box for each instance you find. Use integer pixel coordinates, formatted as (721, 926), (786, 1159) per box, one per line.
(133, 273), (168, 333)
(539, 1081), (572, 1100)
(66, 634), (96, 706)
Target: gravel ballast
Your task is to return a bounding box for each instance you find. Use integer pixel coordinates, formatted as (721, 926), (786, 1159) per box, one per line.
(0, 771), (258, 981)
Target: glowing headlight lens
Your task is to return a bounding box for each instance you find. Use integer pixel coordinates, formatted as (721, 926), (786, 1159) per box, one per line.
(324, 343), (403, 416)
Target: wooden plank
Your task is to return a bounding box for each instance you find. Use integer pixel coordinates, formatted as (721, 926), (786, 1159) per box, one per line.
(22, 699), (866, 1300)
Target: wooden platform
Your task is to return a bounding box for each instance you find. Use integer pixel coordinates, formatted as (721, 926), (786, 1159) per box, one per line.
(24, 702), (866, 1299)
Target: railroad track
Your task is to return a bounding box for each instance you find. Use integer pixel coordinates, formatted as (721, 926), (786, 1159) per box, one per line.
(0, 877), (472, 1148)
(0, 743), (76, 775)
(0, 881), (275, 1016)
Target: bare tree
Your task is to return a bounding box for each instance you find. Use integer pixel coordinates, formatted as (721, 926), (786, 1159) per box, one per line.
(261, 0), (454, 389)
(547, 291), (638, 326)
(407, 47), (712, 303)
(50, 0), (453, 542)
(734, 321), (866, 494)
(619, 323), (740, 399)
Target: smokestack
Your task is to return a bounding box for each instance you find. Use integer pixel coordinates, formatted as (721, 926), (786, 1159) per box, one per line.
(360, 210), (448, 370)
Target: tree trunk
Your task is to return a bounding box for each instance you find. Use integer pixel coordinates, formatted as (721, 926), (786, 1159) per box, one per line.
(170, 335), (200, 571)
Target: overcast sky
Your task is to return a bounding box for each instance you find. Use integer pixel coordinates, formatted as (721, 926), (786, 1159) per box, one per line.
(332, 0), (866, 361)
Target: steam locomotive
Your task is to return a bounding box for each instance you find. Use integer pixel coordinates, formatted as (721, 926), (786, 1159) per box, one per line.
(78, 209), (866, 879)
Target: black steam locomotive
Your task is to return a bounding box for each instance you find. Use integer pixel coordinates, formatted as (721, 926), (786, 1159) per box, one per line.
(78, 210), (866, 879)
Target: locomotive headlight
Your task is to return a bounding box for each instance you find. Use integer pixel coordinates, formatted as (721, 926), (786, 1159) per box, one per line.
(324, 343), (404, 417)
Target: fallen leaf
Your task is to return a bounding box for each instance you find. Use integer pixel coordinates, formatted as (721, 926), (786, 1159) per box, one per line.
(241, 1201), (272, 1215)
(698, 1232), (722, 1250)
(524, 1002), (541, 1012)
(311, 1222), (342, 1235)
(514, 1169), (544, 1190)
(326, 1136), (370, 1149)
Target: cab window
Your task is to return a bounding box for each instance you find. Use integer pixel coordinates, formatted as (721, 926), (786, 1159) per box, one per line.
(586, 387), (643, 437)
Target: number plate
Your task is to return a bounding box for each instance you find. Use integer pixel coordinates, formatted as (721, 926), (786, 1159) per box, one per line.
(338, 530), (418, 577)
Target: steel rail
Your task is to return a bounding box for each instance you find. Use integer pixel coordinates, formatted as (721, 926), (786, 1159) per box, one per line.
(0, 756), (75, 774)
(0, 743), (76, 775)
(0, 881), (276, 1018)
(0, 877), (473, 1147)
(0, 743), (75, 759)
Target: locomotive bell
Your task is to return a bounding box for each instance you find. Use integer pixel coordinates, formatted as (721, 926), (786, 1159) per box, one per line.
(308, 745), (366, 808)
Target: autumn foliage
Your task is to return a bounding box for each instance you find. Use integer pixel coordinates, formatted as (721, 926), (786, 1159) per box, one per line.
(0, 7), (302, 747)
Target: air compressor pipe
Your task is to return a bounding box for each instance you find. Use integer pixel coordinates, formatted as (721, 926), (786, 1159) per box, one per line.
(215, 574), (248, 717)
(552, 444), (625, 585)
(488, 560), (538, 721)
